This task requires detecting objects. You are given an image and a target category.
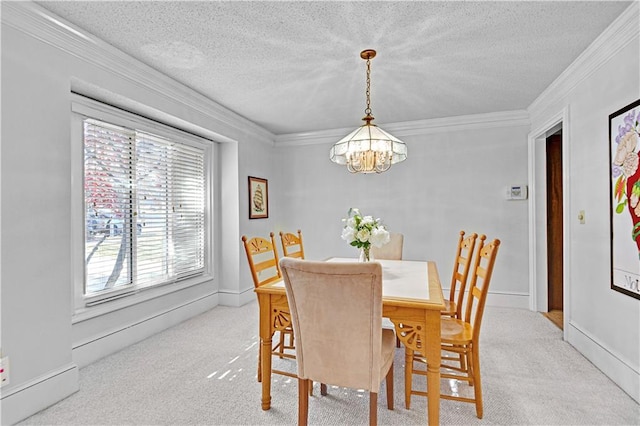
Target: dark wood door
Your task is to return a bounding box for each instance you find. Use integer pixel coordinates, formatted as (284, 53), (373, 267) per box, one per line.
(546, 134), (563, 311)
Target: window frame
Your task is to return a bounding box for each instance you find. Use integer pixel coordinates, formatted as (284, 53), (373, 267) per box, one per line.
(70, 94), (214, 320)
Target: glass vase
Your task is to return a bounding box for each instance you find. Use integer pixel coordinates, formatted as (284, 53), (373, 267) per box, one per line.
(359, 246), (374, 262)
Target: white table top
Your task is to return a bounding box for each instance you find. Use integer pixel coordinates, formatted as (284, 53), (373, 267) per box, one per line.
(327, 257), (430, 300)
(270, 258), (431, 301)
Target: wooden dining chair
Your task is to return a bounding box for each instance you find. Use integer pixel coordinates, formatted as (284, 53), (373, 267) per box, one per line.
(406, 235), (500, 419)
(442, 231), (478, 319)
(241, 233), (296, 382)
(279, 229), (305, 259)
(370, 232), (403, 260)
(279, 258), (395, 426)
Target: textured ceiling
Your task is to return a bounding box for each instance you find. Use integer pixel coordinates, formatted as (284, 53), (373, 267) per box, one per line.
(36, 1), (631, 135)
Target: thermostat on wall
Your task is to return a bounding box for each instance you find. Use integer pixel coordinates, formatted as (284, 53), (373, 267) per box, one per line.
(506, 185), (527, 200)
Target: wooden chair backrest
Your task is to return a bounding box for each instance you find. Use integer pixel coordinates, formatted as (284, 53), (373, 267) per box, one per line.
(241, 232), (282, 288)
(449, 231), (478, 318)
(463, 235), (501, 341)
(279, 229), (305, 259)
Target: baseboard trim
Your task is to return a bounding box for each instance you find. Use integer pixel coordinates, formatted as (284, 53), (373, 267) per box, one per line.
(486, 291), (529, 309)
(72, 293), (218, 368)
(218, 287), (255, 307)
(443, 289), (530, 310)
(567, 320), (639, 403)
(0, 363), (79, 425)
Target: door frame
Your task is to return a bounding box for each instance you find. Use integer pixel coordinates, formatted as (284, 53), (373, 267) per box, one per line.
(528, 106), (571, 337)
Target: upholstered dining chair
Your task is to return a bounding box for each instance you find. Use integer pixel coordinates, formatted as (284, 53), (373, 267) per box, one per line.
(371, 232), (403, 260)
(406, 235), (500, 419)
(442, 231), (478, 319)
(241, 233), (296, 382)
(279, 229), (305, 259)
(279, 258), (395, 426)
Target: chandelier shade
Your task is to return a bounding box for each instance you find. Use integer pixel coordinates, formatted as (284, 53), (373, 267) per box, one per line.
(329, 49), (407, 174)
(329, 123), (407, 173)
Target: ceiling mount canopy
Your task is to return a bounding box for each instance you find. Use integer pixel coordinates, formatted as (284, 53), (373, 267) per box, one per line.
(330, 49), (407, 174)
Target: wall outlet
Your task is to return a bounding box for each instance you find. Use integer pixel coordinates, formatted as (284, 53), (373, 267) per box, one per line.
(0, 357), (9, 387)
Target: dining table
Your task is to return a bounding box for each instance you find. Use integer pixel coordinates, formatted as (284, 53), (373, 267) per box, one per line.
(254, 257), (445, 426)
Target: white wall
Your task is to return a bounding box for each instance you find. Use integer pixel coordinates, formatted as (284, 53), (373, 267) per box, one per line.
(233, 139), (284, 305)
(528, 2), (639, 402)
(1, 14), (79, 424)
(0, 2), (276, 423)
(273, 115), (532, 308)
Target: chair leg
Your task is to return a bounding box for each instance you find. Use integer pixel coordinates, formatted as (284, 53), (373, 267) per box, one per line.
(404, 347), (414, 409)
(471, 347), (483, 419)
(458, 345), (469, 379)
(461, 352), (469, 378)
(466, 351), (474, 387)
(278, 331), (285, 358)
(298, 378), (309, 426)
(369, 392), (378, 426)
(386, 362), (394, 410)
(308, 381), (322, 396)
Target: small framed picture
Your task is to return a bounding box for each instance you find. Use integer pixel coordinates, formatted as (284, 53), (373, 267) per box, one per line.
(248, 176), (269, 219)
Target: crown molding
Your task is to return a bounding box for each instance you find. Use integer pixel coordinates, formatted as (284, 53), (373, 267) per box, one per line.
(528, 1), (639, 119)
(2, 1), (275, 145)
(275, 110), (530, 147)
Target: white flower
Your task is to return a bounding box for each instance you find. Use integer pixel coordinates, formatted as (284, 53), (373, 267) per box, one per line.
(356, 228), (370, 243)
(361, 215), (374, 225)
(370, 227), (390, 248)
(341, 226), (355, 242)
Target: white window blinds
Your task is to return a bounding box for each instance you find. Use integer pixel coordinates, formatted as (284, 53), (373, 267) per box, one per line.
(84, 118), (205, 297)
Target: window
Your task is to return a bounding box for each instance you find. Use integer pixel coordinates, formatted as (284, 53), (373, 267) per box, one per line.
(73, 96), (212, 308)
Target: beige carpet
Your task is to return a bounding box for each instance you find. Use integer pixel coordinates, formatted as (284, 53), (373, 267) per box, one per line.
(19, 303), (639, 425)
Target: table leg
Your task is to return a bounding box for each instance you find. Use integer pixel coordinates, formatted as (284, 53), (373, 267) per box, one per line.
(260, 336), (272, 410)
(258, 294), (273, 411)
(423, 309), (441, 425)
(404, 346), (414, 409)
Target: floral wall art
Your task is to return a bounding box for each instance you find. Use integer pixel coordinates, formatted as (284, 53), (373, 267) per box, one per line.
(610, 99), (640, 300)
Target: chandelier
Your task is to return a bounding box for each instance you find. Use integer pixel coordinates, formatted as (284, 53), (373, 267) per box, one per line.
(329, 49), (407, 174)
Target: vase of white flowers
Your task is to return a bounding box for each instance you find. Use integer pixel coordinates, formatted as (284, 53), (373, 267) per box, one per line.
(341, 208), (391, 262)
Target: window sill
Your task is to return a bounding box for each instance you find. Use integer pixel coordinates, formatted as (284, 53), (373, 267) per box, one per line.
(72, 273), (214, 324)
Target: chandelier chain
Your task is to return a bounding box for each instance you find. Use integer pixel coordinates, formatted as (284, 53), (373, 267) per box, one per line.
(364, 57), (372, 116)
